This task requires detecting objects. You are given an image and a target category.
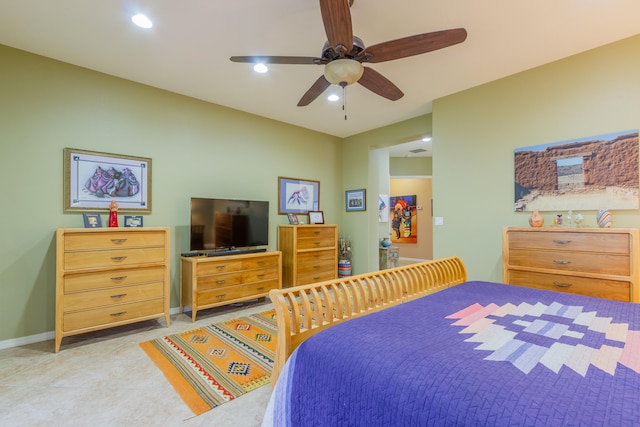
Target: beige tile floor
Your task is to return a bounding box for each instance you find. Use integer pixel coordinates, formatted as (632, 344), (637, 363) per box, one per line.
(0, 299), (274, 427)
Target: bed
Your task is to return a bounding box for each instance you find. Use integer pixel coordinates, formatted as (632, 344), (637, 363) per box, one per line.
(263, 257), (640, 426)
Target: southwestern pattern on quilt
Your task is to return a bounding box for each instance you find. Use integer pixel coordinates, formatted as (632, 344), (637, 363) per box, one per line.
(263, 282), (640, 426)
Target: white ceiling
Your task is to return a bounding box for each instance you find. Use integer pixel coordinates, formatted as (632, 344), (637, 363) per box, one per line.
(1, 0), (639, 142)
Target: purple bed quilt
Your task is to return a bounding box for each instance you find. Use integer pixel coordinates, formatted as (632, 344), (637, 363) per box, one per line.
(262, 281), (640, 426)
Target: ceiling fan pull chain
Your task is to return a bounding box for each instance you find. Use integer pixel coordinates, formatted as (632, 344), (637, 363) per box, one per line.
(342, 82), (347, 121)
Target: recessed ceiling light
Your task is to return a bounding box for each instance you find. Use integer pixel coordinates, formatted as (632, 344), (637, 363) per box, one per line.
(253, 63), (268, 73)
(132, 14), (153, 29)
(327, 94), (340, 102)
(422, 137), (432, 142)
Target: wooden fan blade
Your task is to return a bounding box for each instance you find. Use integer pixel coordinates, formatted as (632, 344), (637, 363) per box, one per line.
(319, 0), (353, 55)
(297, 75), (332, 106)
(364, 28), (467, 63)
(357, 67), (404, 101)
(230, 56), (324, 65)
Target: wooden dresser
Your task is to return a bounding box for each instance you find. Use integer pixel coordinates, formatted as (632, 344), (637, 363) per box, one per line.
(181, 251), (281, 321)
(278, 224), (338, 287)
(55, 227), (170, 352)
(502, 227), (639, 302)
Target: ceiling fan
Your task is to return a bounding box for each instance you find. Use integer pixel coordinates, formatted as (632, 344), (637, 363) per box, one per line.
(230, 0), (467, 106)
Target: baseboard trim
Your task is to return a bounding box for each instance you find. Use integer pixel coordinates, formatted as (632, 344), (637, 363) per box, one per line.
(0, 306), (184, 351)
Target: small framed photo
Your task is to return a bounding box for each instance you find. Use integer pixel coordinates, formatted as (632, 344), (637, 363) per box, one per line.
(124, 215), (144, 227)
(308, 211), (325, 224)
(82, 213), (102, 228)
(287, 213), (299, 225)
(346, 189), (366, 212)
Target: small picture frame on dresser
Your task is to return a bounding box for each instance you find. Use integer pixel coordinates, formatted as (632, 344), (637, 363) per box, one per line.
(82, 213), (102, 228)
(308, 211), (325, 224)
(287, 214), (299, 225)
(124, 215), (144, 227)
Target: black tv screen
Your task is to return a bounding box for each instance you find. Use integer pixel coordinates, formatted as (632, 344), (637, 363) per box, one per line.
(190, 198), (269, 251)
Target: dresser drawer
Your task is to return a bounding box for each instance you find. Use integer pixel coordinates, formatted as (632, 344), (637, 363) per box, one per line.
(507, 270), (630, 302)
(296, 269), (336, 285)
(297, 236), (336, 250)
(242, 266), (279, 282)
(64, 282), (164, 312)
(197, 260), (242, 276)
(63, 298), (164, 331)
(508, 248), (630, 275)
(197, 272), (242, 291)
(64, 266), (165, 292)
(64, 247), (166, 270)
(296, 248), (336, 264)
(296, 227), (335, 240)
(243, 255), (277, 270)
(197, 280), (279, 305)
(507, 231), (629, 254)
(64, 231), (166, 251)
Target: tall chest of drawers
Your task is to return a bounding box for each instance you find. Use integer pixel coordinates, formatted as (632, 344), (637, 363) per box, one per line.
(180, 251), (282, 321)
(55, 227), (170, 352)
(278, 224), (338, 287)
(502, 227), (639, 302)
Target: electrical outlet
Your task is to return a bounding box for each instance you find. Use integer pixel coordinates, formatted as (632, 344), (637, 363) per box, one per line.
(434, 217), (444, 226)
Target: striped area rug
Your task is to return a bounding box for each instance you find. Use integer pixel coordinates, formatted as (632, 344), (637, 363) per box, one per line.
(140, 310), (276, 416)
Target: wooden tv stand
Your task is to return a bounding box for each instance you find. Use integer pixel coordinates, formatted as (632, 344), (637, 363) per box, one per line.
(180, 251), (282, 321)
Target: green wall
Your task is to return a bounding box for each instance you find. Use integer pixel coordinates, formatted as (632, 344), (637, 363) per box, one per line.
(390, 157), (432, 176)
(0, 45), (344, 343)
(432, 34), (640, 281)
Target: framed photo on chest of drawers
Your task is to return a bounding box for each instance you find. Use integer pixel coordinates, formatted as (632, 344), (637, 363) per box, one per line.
(55, 227), (170, 352)
(502, 227), (640, 303)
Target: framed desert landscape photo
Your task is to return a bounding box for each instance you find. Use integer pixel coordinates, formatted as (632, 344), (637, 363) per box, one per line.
(64, 148), (152, 213)
(514, 130), (639, 211)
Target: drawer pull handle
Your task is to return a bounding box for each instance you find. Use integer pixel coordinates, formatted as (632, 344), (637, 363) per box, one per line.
(110, 294), (127, 299)
(552, 239), (571, 244)
(314, 265), (321, 269)
(216, 294), (226, 299)
(111, 238), (128, 243)
(110, 312), (126, 317)
(553, 259), (571, 265)
(257, 274), (265, 278)
(111, 276), (128, 281)
(553, 281), (573, 288)
(313, 242), (321, 245)
(257, 261), (265, 265)
(257, 287), (265, 291)
(216, 280), (226, 284)
(313, 231), (320, 235)
(216, 265), (226, 270)
(111, 256), (128, 261)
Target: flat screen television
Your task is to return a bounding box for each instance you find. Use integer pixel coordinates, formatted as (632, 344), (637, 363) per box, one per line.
(190, 197), (269, 251)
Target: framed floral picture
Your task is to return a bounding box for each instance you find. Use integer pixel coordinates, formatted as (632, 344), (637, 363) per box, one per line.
(64, 148), (151, 213)
(278, 176), (320, 214)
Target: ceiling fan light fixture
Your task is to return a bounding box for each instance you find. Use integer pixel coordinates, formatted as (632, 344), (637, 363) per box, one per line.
(324, 59), (364, 86)
(327, 93), (340, 102)
(131, 14), (153, 29)
(253, 63), (268, 73)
